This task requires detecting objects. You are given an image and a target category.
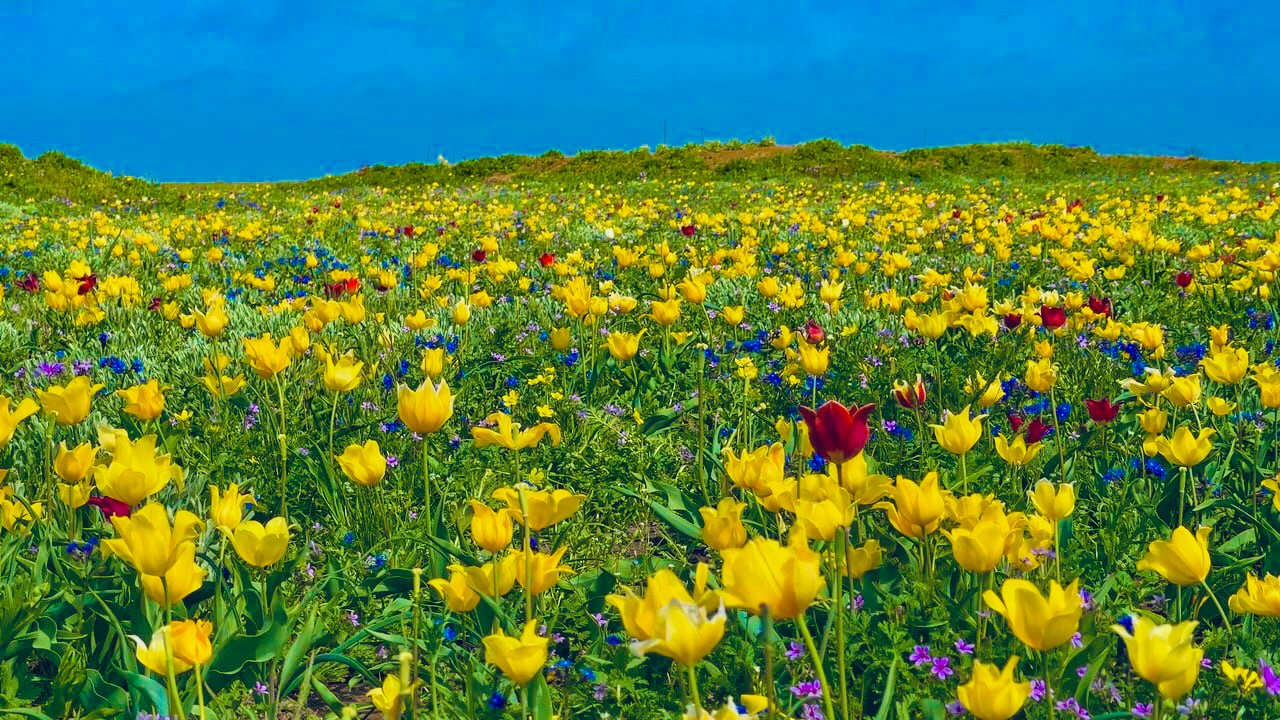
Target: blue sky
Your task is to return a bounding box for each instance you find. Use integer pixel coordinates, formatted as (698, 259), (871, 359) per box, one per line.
(4, 1), (1278, 181)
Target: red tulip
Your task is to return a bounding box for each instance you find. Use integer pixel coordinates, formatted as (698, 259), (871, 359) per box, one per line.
(87, 496), (131, 519)
(17, 273), (38, 293)
(1039, 305), (1067, 329)
(402, 225), (415, 237)
(1007, 414), (1025, 434)
(324, 282), (346, 299)
(1003, 313), (1022, 329)
(538, 253), (556, 267)
(1086, 398), (1120, 424)
(344, 277), (360, 293)
(803, 320), (825, 345)
(472, 249), (487, 263)
(892, 376), (927, 410)
(1024, 417), (1052, 444)
(680, 224), (697, 237)
(78, 273), (98, 295)
(798, 401), (875, 465)
(1175, 271), (1193, 288)
(1087, 295), (1112, 318)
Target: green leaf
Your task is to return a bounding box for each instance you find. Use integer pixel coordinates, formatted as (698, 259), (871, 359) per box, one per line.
(206, 599), (292, 689)
(527, 675), (555, 720)
(872, 656), (900, 720)
(121, 671), (168, 714)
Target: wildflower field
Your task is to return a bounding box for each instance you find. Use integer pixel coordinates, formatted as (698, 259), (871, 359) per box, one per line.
(2, 143), (1280, 720)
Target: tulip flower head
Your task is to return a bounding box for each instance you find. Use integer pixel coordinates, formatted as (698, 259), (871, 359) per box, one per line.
(1137, 526), (1211, 586)
(483, 621), (549, 686)
(798, 401), (874, 465)
(957, 657), (1030, 720)
(983, 578), (1082, 651)
(1111, 615), (1202, 699)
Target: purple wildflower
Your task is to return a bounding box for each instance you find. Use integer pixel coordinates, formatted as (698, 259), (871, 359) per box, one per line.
(909, 645), (932, 667)
(931, 656), (954, 680)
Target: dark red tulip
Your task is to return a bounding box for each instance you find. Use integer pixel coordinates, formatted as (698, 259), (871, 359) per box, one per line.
(798, 401), (875, 465)
(538, 253), (556, 268)
(1175, 271), (1193, 288)
(1024, 417), (1052, 444)
(1087, 295), (1112, 318)
(472, 249), (487, 263)
(680, 224), (697, 237)
(324, 282), (346, 299)
(1086, 398), (1121, 424)
(17, 273), (38, 293)
(77, 274), (98, 295)
(1008, 415), (1025, 434)
(1003, 313), (1022, 329)
(803, 320), (825, 345)
(148, 296), (163, 311)
(402, 225), (415, 237)
(1040, 305), (1067, 329)
(87, 496), (131, 519)
(1156, 193), (1166, 203)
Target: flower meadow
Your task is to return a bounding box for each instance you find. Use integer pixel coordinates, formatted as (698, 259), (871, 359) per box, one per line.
(2, 170), (1280, 720)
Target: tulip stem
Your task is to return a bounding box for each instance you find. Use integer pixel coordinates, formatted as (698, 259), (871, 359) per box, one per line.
(423, 438), (433, 533)
(275, 376), (288, 519)
(797, 614), (837, 720)
(835, 530), (850, 720)
(1041, 650), (1054, 720)
(762, 608), (779, 720)
(195, 664), (206, 719)
(327, 391), (339, 462)
(687, 665), (702, 716)
(519, 487), (534, 623)
(1199, 580), (1232, 635)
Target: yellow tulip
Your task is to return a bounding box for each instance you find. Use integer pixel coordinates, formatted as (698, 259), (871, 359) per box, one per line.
(993, 434), (1042, 466)
(452, 301), (471, 325)
(796, 343), (829, 376)
(94, 433), (180, 506)
(1252, 367), (1280, 408)
(651, 298), (682, 325)
(974, 376), (1005, 408)
(631, 598), (726, 667)
(492, 487), (585, 530)
(469, 501), (518, 553)
(1207, 397), (1236, 416)
(459, 555), (519, 598)
(368, 674), (407, 720)
(202, 373), (246, 398)
(323, 354), (363, 393)
(169, 619), (213, 667)
(58, 481), (92, 508)
(117, 380), (165, 421)
(421, 347), (447, 380)
(231, 517), (290, 567)
(193, 303), (229, 338)
(699, 498), (747, 550)
(483, 620), (549, 686)
(606, 330), (644, 362)
(1137, 406), (1168, 435)
(877, 472), (946, 538)
(723, 443), (786, 496)
(1228, 573), (1280, 616)
(1137, 526), (1211, 586)
(0, 396), (39, 445)
(335, 440), (387, 487)
(1202, 347), (1249, 385)
(720, 536), (822, 620)
(983, 578), (1082, 651)
(1023, 359), (1057, 393)
(1163, 374), (1202, 408)
(132, 625), (192, 676)
(1028, 480), (1075, 522)
(1154, 426), (1215, 467)
(843, 539), (883, 579)
(102, 503), (203, 577)
(209, 483), (255, 531)
(53, 441), (96, 483)
(137, 547), (204, 607)
(429, 567), (482, 612)
(721, 305), (745, 327)
(1121, 367), (1175, 396)
(242, 334), (293, 378)
(1111, 616), (1202, 699)
(775, 417), (813, 457)
(472, 412), (561, 451)
(36, 376), (105, 426)
(931, 406), (985, 455)
(678, 277), (707, 304)
(514, 545), (574, 597)
(944, 504), (1015, 573)
(957, 657), (1030, 720)
(795, 487), (856, 542)
(396, 379), (454, 434)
